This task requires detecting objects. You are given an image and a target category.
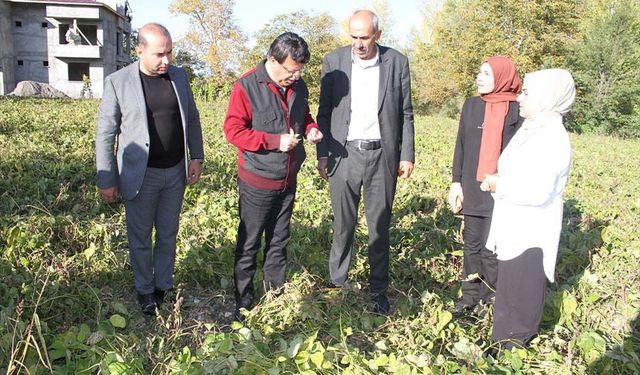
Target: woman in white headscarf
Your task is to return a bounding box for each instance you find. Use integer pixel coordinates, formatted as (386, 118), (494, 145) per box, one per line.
(480, 69), (576, 353)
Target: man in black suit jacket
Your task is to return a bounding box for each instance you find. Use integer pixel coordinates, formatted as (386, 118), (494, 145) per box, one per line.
(316, 10), (415, 315)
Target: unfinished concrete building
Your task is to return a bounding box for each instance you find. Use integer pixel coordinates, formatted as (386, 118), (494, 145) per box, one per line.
(0, 0), (132, 98)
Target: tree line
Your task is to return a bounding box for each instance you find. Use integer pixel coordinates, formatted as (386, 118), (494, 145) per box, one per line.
(167, 0), (640, 138)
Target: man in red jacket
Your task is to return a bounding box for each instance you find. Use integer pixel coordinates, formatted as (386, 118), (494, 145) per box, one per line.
(224, 32), (322, 321)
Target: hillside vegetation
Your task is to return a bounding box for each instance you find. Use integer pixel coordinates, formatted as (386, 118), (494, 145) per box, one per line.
(0, 97), (639, 374)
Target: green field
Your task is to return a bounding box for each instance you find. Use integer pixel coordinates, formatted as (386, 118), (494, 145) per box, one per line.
(1, 97), (639, 374)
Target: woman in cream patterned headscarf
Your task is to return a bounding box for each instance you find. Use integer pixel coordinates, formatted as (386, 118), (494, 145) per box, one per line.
(480, 69), (576, 355)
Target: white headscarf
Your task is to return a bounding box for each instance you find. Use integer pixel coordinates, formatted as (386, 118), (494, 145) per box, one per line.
(521, 68), (576, 121)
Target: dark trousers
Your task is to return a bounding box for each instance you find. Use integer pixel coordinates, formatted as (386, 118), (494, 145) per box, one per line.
(234, 178), (296, 308)
(461, 215), (497, 305)
(123, 162), (185, 294)
(492, 247), (547, 349)
(328, 145), (396, 296)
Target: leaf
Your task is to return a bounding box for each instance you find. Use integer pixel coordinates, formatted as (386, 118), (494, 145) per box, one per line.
(310, 351), (324, 368)
(108, 361), (130, 374)
(218, 337), (233, 353)
(109, 314), (127, 329)
(48, 348), (67, 361)
(343, 327), (353, 337)
(238, 327), (251, 341)
(511, 353), (523, 370)
(436, 310), (453, 333)
(83, 243), (96, 259)
(77, 323), (91, 342)
(111, 302), (129, 316)
(375, 340), (388, 350)
(561, 291), (578, 317)
(87, 330), (105, 345)
(295, 350), (309, 364)
(577, 331), (606, 362)
(374, 354), (389, 367)
(220, 277), (230, 289)
(287, 336), (303, 358)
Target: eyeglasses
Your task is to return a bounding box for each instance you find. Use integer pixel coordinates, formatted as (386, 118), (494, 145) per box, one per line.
(278, 61), (305, 76)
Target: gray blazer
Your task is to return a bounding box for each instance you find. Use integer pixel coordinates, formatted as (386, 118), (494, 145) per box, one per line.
(316, 45), (415, 177)
(95, 61), (204, 200)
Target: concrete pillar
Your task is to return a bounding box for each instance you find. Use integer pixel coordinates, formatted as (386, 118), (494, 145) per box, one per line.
(0, 1), (16, 95)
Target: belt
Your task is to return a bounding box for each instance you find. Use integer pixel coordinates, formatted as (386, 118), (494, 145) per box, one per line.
(346, 139), (382, 151)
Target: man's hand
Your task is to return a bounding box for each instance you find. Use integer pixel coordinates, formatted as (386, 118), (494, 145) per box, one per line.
(100, 186), (119, 203)
(187, 159), (202, 185)
(317, 158), (328, 181)
(397, 161), (414, 179)
(448, 182), (464, 214)
(279, 132), (300, 152)
(480, 174), (498, 193)
(306, 128), (323, 144)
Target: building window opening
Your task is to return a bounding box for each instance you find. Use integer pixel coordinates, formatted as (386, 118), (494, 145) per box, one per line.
(17, 60), (24, 66)
(59, 22), (98, 45)
(42, 22), (48, 28)
(43, 61), (49, 67)
(15, 21), (22, 27)
(68, 63), (90, 81)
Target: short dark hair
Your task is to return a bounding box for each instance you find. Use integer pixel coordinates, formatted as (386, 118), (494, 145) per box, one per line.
(267, 32), (310, 64)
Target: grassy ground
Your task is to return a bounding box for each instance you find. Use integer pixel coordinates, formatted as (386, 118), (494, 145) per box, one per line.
(0, 97), (639, 374)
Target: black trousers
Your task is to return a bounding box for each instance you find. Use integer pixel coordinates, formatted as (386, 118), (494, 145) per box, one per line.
(461, 215), (497, 305)
(327, 145), (396, 296)
(234, 178), (296, 308)
(492, 247), (547, 349)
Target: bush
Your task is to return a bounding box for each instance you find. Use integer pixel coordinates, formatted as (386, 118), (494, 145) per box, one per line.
(566, 0), (640, 137)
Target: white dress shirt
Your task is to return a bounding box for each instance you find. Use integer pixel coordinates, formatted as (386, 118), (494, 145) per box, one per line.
(347, 50), (380, 141)
(485, 115), (571, 282)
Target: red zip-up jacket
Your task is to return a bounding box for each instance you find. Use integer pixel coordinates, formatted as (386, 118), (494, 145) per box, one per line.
(224, 60), (318, 190)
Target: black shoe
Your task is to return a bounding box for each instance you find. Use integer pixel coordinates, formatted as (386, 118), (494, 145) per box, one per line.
(373, 294), (390, 315)
(137, 292), (157, 317)
(154, 288), (175, 307)
(325, 280), (356, 292)
(483, 346), (501, 359)
(453, 297), (477, 316)
(453, 299), (476, 315)
(472, 301), (491, 319)
(234, 305), (250, 322)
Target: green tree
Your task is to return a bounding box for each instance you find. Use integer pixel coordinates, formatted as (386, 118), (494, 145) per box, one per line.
(372, 0), (399, 47)
(243, 11), (341, 103)
(566, 0), (640, 137)
(173, 48), (204, 82)
(169, 0), (247, 86)
(129, 29), (138, 62)
(337, 3), (399, 48)
(410, 0), (582, 113)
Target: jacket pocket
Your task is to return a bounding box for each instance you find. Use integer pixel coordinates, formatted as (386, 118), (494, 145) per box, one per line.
(252, 109), (283, 134)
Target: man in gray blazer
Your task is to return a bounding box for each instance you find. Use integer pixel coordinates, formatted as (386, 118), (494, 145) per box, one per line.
(95, 23), (204, 316)
(316, 10), (415, 315)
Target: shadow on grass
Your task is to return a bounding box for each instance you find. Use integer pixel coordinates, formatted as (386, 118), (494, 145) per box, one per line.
(540, 198), (607, 334)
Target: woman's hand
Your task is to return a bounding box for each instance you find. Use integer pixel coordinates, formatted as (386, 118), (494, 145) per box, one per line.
(480, 174), (498, 193)
(448, 182), (464, 213)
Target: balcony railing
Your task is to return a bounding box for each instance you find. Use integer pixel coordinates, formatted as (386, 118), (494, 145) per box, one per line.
(51, 45), (101, 59)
